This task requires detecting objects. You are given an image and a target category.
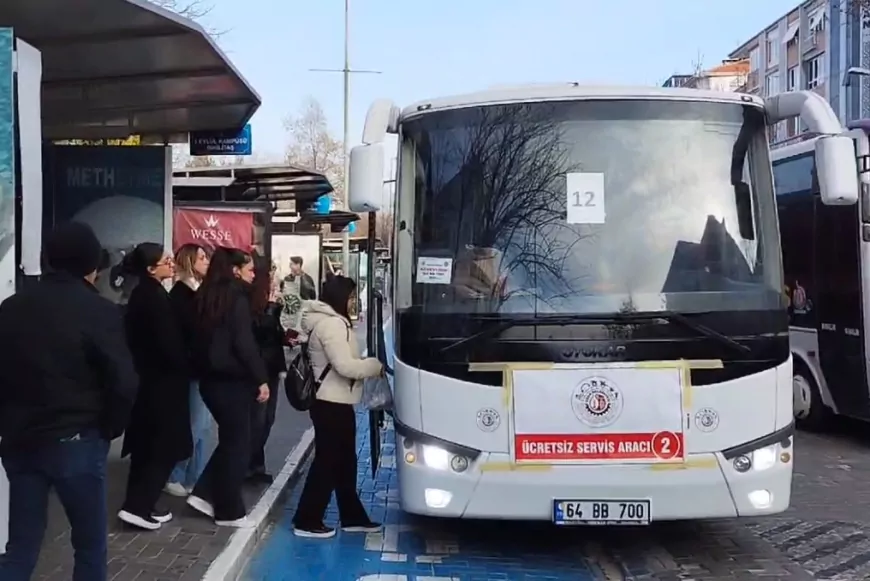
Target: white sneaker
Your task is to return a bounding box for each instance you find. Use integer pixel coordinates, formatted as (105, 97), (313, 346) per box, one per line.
(118, 510), (161, 531)
(186, 495), (215, 518)
(293, 525), (336, 538)
(152, 509), (173, 524)
(215, 516), (254, 528)
(342, 522), (382, 533)
(163, 482), (190, 497)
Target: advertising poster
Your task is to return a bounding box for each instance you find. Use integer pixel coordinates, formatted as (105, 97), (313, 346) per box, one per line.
(172, 207), (254, 252)
(42, 145), (168, 304)
(0, 26), (13, 555)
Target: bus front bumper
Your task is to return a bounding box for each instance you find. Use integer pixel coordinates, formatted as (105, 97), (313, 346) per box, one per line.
(395, 448), (792, 521)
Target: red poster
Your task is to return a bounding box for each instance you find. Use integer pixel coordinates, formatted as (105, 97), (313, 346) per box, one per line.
(172, 208), (254, 251)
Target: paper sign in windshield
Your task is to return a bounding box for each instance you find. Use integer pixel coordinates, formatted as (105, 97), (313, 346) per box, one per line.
(416, 256), (453, 284)
(566, 172), (606, 224)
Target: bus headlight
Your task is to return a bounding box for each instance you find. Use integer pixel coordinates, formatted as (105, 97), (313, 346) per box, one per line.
(450, 455), (469, 473)
(732, 444), (779, 473)
(422, 445), (450, 470)
(733, 455), (752, 473)
(751, 444), (778, 471)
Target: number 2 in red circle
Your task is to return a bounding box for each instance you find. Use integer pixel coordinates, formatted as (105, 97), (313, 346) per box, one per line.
(651, 431), (681, 459)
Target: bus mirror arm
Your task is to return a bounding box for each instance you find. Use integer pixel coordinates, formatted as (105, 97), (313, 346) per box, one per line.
(766, 91), (859, 206)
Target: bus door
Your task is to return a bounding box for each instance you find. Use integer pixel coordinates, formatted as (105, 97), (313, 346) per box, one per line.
(814, 190), (870, 419)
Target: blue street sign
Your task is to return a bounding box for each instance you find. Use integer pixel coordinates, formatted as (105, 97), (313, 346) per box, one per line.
(189, 124), (252, 156)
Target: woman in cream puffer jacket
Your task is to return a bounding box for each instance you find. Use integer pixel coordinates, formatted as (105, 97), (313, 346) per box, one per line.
(291, 274), (383, 539)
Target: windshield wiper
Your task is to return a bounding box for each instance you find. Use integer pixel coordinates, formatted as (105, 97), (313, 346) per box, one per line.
(613, 310), (751, 355)
(439, 311), (750, 355)
(439, 316), (588, 353)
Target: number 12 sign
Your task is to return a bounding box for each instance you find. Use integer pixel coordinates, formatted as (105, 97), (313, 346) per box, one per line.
(566, 172), (606, 225)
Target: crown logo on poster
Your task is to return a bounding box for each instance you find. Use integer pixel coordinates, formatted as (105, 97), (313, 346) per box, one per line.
(204, 214), (219, 228)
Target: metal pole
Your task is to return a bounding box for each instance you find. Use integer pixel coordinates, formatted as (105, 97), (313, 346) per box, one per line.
(342, 0), (351, 272)
(308, 0), (380, 276)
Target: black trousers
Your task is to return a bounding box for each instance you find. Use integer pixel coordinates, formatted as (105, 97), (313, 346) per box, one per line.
(192, 380), (253, 521)
(123, 447), (177, 517)
(293, 400), (368, 528)
(249, 374), (280, 474)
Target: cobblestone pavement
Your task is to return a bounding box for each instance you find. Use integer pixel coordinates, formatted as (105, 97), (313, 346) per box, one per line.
(28, 394), (311, 581)
(243, 415), (870, 581)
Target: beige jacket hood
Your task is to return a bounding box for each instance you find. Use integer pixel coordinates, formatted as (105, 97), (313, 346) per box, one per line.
(301, 300), (382, 405)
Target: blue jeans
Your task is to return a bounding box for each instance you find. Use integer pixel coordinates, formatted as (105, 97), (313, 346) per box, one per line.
(0, 432), (110, 581)
(168, 382), (215, 489)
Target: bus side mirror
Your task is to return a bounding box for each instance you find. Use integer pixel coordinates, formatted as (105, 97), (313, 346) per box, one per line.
(348, 143), (385, 212)
(815, 135), (859, 206)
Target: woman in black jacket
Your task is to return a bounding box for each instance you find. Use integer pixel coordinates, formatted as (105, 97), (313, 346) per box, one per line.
(186, 247), (270, 527)
(247, 256), (288, 483)
(164, 243), (212, 497)
(118, 242), (192, 531)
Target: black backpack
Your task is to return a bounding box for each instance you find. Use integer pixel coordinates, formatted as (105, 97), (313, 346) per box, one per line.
(284, 320), (349, 411)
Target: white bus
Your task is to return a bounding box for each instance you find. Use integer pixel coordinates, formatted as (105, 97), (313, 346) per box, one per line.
(350, 85), (858, 524)
(773, 123), (870, 430)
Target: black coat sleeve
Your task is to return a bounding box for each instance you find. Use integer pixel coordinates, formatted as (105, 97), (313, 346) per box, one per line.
(230, 294), (269, 387)
(300, 273), (317, 300)
(89, 303), (139, 440)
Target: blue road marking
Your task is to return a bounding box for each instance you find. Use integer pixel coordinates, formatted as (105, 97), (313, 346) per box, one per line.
(244, 411), (650, 581)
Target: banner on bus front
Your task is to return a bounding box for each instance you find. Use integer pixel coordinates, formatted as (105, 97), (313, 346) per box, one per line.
(511, 364), (685, 464)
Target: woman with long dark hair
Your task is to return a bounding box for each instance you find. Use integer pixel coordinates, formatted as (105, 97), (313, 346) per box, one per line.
(247, 255), (287, 483)
(292, 274), (383, 539)
(186, 247), (270, 527)
(164, 243), (213, 497)
(118, 243), (192, 530)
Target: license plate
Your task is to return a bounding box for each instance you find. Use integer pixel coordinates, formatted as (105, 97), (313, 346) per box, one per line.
(553, 499), (651, 525)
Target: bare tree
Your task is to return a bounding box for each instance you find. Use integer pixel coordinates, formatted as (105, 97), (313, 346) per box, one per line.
(374, 211), (394, 249)
(145, 0), (226, 37)
(283, 97), (345, 204)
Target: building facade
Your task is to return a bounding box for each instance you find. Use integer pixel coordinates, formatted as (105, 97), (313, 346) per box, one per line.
(727, 0), (870, 144)
(662, 60), (749, 92)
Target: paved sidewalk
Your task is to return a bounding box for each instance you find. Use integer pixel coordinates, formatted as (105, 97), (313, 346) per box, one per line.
(29, 395), (310, 581)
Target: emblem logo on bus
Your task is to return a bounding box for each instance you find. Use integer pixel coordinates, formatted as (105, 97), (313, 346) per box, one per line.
(571, 377), (623, 428)
(476, 408), (501, 432)
(694, 407), (720, 432)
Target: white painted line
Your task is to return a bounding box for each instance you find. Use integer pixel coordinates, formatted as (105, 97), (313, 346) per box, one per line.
(202, 426), (316, 581)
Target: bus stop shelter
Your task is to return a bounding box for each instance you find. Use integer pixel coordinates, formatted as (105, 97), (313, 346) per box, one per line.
(0, 0), (261, 573)
(0, 0), (261, 141)
(172, 163), (355, 292)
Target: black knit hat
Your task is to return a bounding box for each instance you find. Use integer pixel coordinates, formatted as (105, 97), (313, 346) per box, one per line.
(43, 222), (103, 277)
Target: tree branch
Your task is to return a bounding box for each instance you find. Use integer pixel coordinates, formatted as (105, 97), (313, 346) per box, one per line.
(283, 97), (345, 203)
(145, 0), (228, 38)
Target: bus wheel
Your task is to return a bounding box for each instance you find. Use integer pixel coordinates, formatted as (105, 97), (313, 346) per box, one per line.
(793, 361), (832, 431)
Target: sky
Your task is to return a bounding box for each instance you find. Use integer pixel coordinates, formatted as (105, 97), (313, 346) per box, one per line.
(201, 0), (804, 161)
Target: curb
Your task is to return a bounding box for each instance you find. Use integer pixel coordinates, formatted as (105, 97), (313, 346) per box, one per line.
(201, 426), (316, 581)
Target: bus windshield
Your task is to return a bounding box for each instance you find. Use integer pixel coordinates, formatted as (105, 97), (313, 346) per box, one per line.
(399, 99), (782, 316)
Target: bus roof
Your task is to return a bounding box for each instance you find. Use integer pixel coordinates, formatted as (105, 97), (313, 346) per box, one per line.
(400, 84), (764, 119)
